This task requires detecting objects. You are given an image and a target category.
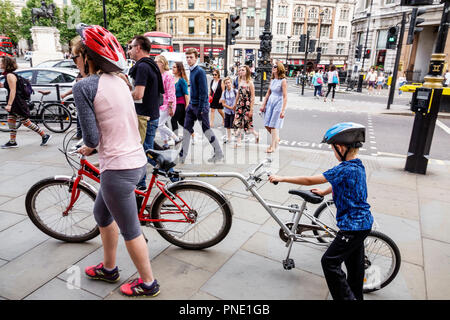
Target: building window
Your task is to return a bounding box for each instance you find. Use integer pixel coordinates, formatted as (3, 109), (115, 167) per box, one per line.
(206, 19), (209, 34)
(291, 41), (299, 53)
(247, 7), (255, 18)
(338, 26), (348, 38)
(323, 8), (331, 20)
(188, 18), (195, 34)
(320, 25), (330, 37)
(321, 43), (328, 54)
(188, 0), (194, 10)
(209, 0), (218, 10)
(307, 24), (317, 36)
(218, 20), (221, 36)
(308, 7), (318, 19)
(211, 19), (216, 35)
(339, 8), (349, 20)
(170, 0), (174, 10)
(260, 8), (266, 20)
(276, 41), (285, 53)
(377, 29), (388, 49)
(278, 5), (288, 17)
(170, 18), (174, 34)
(277, 22), (287, 35)
(293, 23), (303, 36)
(294, 6), (304, 18)
(260, 26), (265, 36)
(385, 0), (395, 4)
(246, 26), (255, 38)
(336, 43), (345, 55)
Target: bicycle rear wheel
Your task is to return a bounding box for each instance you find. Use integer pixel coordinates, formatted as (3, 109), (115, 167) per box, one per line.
(150, 183), (233, 250)
(0, 110), (21, 132)
(363, 230), (401, 293)
(25, 177), (99, 242)
(312, 200), (337, 243)
(41, 103), (72, 133)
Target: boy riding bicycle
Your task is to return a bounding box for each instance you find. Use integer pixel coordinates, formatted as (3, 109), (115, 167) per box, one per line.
(269, 122), (373, 300)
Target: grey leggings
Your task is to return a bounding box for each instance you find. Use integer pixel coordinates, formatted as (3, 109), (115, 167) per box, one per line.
(93, 166), (146, 241)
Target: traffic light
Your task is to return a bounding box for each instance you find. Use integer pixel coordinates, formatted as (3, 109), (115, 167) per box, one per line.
(364, 49), (371, 59)
(308, 39), (316, 53)
(386, 26), (398, 49)
(299, 34), (306, 52)
(227, 15), (240, 45)
(407, 7), (426, 45)
(355, 44), (362, 59)
(316, 47), (322, 64)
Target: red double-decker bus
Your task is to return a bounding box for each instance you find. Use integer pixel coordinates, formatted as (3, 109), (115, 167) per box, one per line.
(144, 31), (173, 57)
(0, 36), (13, 57)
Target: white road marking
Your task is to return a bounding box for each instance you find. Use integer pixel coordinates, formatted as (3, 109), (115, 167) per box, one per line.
(436, 120), (450, 135)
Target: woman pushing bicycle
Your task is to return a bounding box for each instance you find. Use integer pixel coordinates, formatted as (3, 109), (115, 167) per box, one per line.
(71, 23), (159, 297)
(269, 123), (373, 300)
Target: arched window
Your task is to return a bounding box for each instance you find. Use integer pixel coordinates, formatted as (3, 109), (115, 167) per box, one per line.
(294, 6), (304, 18)
(323, 8), (331, 20)
(308, 7), (318, 19)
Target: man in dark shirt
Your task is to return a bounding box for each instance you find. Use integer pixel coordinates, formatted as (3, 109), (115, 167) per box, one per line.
(179, 48), (223, 163)
(128, 35), (164, 188)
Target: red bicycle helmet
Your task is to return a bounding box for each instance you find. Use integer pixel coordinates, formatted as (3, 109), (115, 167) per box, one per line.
(76, 23), (126, 72)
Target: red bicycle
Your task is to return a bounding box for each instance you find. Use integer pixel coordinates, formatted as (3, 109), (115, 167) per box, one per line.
(25, 130), (233, 249)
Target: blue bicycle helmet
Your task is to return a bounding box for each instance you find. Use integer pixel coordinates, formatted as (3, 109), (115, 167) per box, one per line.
(322, 122), (365, 161)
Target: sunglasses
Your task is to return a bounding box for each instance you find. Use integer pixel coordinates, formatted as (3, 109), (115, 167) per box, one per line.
(71, 55), (80, 62)
(272, 65), (278, 69)
(213, 73), (218, 76)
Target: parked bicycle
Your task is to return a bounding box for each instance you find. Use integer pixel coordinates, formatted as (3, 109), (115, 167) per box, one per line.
(25, 130), (400, 293)
(0, 90), (72, 133)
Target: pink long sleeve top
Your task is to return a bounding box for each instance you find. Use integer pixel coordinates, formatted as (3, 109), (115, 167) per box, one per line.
(160, 71), (176, 112)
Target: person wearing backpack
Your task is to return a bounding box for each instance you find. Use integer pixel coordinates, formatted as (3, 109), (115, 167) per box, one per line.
(324, 65), (339, 103)
(0, 56), (51, 149)
(312, 69), (324, 99)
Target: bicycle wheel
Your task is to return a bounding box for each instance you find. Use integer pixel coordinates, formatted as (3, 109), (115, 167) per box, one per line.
(0, 110), (21, 132)
(150, 183), (233, 250)
(363, 230), (401, 293)
(25, 177), (99, 242)
(312, 200), (338, 243)
(41, 103), (72, 133)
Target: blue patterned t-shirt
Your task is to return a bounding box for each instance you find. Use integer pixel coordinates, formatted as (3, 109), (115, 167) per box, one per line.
(323, 159), (373, 231)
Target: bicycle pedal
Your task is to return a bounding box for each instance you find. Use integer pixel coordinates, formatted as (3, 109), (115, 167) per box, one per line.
(282, 258), (295, 270)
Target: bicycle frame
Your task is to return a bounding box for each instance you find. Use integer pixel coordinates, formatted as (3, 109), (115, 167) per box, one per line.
(177, 165), (338, 247)
(65, 156), (196, 225)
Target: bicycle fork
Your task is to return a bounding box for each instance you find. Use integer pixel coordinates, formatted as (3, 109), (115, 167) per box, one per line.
(282, 201), (306, 270)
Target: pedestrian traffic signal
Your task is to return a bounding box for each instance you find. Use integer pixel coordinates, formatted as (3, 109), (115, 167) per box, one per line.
(308, 39), (316, 53)
(227, 15), (240, 45)
(407, 7), (426, 45)
(355, 44), (362, 59)
(364, 49), (371, 59)
(299, 34), (306, 52)
(386, 26), (398, 49)
(316, 52), (321, 64)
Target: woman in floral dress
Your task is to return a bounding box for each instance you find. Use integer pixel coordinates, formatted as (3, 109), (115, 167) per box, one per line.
(233, 65), (259, 147)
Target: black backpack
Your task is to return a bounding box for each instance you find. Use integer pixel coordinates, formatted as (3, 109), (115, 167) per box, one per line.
(14, 73), (34, 100)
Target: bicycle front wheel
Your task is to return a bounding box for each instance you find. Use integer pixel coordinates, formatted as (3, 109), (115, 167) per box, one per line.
(25, 177), (99, 242)
(363, 230), (401, 293)
(150, 183), (233, 250)
(41, 103), (72, 133)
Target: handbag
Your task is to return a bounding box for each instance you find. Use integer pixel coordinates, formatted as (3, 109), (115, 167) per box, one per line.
(317, 77), (323, 85)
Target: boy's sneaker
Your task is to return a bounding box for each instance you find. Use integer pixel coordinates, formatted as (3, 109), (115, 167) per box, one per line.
(85, 262), (120, 283)
(1, 141), (18, 149)
(120, 278), (160, 297)
(40, 134), (52, 146)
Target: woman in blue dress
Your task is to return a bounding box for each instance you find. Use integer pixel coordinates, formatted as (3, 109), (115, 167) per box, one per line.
(260, 61), (288, 153)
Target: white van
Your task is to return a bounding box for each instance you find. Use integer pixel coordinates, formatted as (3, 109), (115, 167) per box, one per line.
(160, 52), (190, 79)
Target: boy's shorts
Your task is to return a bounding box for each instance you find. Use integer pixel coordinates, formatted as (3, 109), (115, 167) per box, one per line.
(224, 113), (235, 129)
(137, 115), (150, 144)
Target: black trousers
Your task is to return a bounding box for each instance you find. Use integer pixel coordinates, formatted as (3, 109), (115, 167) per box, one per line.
(321, 229), (371, 300)
(171, 103), (186, 134)
(325, 83), (337, 99)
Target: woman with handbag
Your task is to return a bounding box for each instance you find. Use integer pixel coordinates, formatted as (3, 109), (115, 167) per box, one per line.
(312, 69), (324, 99)
(209, 70), (225, 128)
(1, 56), (51, 149)
(324, 65), (339, 103)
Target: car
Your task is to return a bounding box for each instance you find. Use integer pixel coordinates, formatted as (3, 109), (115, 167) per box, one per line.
(35, 59), (77, 69)
(0, 67), (78, 103)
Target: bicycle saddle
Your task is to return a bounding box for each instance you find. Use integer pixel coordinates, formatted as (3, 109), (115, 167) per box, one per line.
(38, 90), (51, 95)
(145, 149), (178, 171)
(288, 189), (324, 204)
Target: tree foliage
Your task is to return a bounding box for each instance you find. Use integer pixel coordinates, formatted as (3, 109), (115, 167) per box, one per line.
(71, 0), (156, 44)
(0, 0), (20, 43)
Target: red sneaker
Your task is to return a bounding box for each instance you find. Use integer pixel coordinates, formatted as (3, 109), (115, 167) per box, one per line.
(120, 278), (160, 297)
(85, 262), (120, 283)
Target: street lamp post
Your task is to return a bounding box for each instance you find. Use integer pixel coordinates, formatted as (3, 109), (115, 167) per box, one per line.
(286, 35), (292, 64)
(102, 0), (108, 29)
(317, 11), (324, 67)
(257, 0), (273, 101)
(210, 13), (214, 63)
(357, 0), (373, 92)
